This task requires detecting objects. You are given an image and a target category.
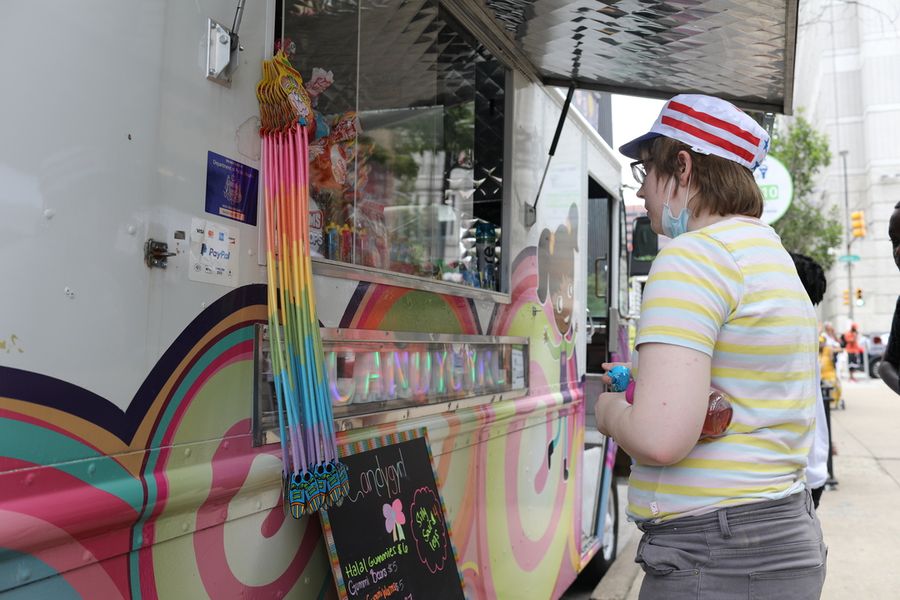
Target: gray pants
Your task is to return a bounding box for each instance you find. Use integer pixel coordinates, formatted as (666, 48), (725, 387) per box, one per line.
(635, 490), (826, 599)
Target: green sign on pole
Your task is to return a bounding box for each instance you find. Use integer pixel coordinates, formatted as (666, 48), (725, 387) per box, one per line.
(838, 254), (861, 263)
(754, 156), (794, 225)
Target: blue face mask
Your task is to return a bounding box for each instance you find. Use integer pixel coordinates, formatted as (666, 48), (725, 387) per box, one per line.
(661, 173), (692, 238)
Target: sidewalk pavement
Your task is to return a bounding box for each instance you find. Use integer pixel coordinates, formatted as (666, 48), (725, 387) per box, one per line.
(816, 378), (900, 599)
(589, 378), (900, 599)
(590, 533), (641, 600)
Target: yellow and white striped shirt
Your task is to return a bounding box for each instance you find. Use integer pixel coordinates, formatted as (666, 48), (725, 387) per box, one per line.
(629, 217), (818, 522)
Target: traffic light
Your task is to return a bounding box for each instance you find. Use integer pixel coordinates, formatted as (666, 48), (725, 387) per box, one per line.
(855, 288), (865, 306)
(843, 289), (850, 305)
(851, 211), (867, 238)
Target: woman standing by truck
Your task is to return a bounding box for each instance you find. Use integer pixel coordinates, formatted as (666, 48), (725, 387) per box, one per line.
(594, 94), (826, 599)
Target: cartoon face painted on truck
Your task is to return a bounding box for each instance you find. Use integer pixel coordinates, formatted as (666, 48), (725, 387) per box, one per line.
(537, 203), (579, 337)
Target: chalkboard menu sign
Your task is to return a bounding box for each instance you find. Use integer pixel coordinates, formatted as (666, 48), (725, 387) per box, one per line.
(320, 430), (465, 600)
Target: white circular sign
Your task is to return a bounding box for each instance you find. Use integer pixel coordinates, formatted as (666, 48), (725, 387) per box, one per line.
(753, 155), (793, 225)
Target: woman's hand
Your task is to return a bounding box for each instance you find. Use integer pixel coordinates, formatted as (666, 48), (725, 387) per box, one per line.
(601, 344), (709, 466)
(598, 361), (632, 387)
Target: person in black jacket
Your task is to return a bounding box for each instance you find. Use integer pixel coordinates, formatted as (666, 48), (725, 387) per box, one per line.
(878, 201), (900, 392)
(790, 252), (834, 507)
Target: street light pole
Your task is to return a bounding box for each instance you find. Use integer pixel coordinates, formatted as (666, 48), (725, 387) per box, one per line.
(841, 149), (854, 321)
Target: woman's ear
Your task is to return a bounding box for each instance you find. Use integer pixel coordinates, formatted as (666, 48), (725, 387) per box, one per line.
(677, 150), (693, 187)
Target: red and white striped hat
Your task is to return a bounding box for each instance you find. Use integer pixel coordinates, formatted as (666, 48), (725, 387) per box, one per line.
(619, 94), (769, 171)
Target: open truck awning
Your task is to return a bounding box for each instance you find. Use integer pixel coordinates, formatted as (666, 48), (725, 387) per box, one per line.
(444, 0), (799, 114)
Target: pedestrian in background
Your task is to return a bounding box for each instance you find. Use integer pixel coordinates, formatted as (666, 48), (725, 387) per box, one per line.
(790, 252), (835, 507)
(822, 322), (841, 365)
(878, 201), (900, 393)
(595, 94), (825, 599)
(819, 329), (842, 410)
(843, 323), (863, 382)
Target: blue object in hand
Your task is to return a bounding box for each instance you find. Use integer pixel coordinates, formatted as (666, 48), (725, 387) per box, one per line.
(608, 365), (631, 392)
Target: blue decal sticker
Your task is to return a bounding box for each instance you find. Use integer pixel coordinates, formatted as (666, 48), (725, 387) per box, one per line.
(205, 151), (259, 226)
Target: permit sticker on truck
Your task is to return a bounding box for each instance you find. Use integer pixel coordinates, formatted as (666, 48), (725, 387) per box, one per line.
(205, 151), (259, 226)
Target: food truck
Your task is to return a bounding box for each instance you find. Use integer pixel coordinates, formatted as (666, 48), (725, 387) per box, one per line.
(0, 1), (798, 598)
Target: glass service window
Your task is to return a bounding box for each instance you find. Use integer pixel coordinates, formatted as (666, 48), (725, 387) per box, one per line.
(280, 1), (507, 291)
(618, 206), (630, 314)
(586, 193), (610, 320)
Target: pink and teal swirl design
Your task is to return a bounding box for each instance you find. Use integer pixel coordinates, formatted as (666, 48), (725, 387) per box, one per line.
(0, 286), (335, 599)
(1, 238), (594, 599)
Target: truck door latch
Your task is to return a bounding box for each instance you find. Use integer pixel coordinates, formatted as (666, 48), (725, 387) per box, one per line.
(145, 239), (176, 269)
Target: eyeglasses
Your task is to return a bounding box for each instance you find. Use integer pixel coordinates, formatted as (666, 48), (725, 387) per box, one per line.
(630, 160), (651, 184)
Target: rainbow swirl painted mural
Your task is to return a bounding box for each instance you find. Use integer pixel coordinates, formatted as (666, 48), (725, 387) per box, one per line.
(0, 235), (592, 599)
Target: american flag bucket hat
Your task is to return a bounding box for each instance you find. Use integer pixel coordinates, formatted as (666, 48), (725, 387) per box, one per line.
(619, 94), (770, 171)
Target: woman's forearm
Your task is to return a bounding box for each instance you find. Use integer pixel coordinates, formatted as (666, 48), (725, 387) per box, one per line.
(599, 382), (706, 465)
(611, 401), (700, 466)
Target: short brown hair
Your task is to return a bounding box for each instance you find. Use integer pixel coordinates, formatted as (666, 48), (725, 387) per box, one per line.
(644, 137), (764, 218)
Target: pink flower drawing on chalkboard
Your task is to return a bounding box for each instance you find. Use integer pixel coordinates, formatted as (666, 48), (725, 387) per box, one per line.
(383, 498), (406, 542)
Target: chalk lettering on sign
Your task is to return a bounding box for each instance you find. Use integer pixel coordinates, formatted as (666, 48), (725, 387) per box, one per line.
(366, 580), (402, 600)
(345, 558), (367, 580)
(364, 540), (409, 571)
(348, 448), (408, 503)
(409, 486), (449, 574)
(348, 574), (371, 597)
(322, 437), (463, 600)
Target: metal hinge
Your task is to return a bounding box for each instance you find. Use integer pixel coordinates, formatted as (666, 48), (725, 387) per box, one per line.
(144, 239), (176, 269)
(206, 1), (246, 86)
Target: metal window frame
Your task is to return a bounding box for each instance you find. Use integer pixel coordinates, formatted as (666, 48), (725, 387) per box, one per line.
(253, 325), (531, 444)
(312, 258), (512, 304)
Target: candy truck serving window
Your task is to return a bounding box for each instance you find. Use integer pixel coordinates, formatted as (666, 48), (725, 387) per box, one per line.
(279, 0), (507, 291)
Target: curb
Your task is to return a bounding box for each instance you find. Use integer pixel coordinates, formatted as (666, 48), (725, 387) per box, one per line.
(590, 535), (641, 600)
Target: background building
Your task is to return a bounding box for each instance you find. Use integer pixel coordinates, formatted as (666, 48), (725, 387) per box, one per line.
(791, 0), (900, 333)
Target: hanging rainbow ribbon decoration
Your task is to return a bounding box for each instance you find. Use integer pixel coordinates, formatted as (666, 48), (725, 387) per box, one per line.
(257, 52), (349, 518)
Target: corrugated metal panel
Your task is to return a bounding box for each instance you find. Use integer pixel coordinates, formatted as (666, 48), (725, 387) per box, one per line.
(449, 0), (798, 113)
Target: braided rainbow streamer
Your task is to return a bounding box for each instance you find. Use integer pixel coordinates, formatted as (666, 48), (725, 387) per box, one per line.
(257, 53), (349, 517)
